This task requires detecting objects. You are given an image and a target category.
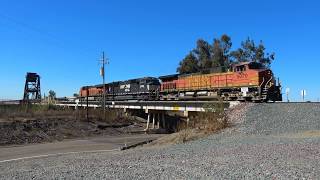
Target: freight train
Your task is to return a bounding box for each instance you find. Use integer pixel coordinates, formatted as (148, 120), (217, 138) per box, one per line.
(79, 62), (282, 102)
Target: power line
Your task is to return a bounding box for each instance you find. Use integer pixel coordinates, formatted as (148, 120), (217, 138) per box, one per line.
(0, 12), (94, 58)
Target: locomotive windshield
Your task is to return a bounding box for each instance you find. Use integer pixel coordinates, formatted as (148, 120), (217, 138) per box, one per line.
(248, 62), (264, 69)
(233, 62), (265, 72)
(235, 65), (246, 72)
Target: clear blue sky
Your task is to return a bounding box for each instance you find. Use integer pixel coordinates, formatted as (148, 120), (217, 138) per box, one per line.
(0, 0), (319, 101)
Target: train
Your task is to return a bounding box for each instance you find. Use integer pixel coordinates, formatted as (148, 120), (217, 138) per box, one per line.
(79, 61), (282, 102)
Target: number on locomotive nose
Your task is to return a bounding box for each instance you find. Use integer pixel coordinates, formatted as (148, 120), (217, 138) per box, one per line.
(237, 73), (248, 79)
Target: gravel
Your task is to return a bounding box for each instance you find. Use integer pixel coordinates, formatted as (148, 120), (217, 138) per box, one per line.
(1, 103), (320, 179)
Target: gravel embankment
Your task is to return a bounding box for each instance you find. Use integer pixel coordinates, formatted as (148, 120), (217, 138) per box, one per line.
(1, 103), (320, 179)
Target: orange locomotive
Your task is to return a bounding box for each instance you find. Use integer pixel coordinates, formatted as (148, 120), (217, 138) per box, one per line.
(79, 85), (103, 97)
(159, 62), (282, 102)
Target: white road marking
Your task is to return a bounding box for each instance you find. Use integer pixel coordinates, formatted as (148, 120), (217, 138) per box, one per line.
(0, 149), (119, 163)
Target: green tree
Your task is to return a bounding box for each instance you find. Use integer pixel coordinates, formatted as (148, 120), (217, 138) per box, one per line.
(177, 52), (200, 74)
(48, 90), (56, 99)
(220, 34), (232, 68)
(211, 34), (232, 69)
(254, 41), (275, 67)
(230, 38), (275, 67)
(211, 39), (224, 67)
(177, 35), (275, 74)
(193, 39), (212, 69)
(177, 35), (233, 73)
(220, 34), (232, 54)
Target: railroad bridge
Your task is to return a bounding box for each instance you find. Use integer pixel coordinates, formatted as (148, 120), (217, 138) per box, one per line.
(56, 100), (240, 131)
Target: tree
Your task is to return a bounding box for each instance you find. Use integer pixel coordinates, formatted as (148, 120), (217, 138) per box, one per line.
(48, 90), (56, 99)
(211, 34), (232, 69)
(220, 34), (232, 54)
(177, 35), (275, 74)
(230, 37), (275, 67)
(177, 35), (233, 74)
(73, 93), (79, 97)
(220, 34), (232, 68)
(177, 52), (200, 74)
(254, 41), (275, 67)
(193, 39), (212, 69)
(211, 38), (224, 67)
(230, 48), (245, 62)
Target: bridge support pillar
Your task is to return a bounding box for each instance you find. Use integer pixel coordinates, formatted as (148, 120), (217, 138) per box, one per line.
(162, 113), (165, 129)
(145, 113), (151, 132)
(187, 117), (190, 127)
(157, 113), (160, 129)
(124, 108), (129, 116)
(152, 113), (155, 129)
(184, 111), (189, 127)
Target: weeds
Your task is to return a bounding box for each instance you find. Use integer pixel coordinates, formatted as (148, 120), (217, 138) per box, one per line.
(170, 100), (229, 144)
(0, 104), (129, 124)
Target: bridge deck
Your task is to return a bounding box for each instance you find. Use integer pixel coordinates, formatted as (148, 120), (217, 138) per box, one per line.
(56, 101), (240, 112)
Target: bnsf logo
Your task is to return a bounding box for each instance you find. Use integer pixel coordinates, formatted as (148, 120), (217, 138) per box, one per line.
(236, 73), (248, 79)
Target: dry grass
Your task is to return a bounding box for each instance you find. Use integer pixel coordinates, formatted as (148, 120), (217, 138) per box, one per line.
(148, 101), (229, 146)
(0, 104), (72, 121)
(0, 104), (129, 124)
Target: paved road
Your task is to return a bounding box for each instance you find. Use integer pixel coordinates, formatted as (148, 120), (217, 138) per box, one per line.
(0, 134), (163, 163)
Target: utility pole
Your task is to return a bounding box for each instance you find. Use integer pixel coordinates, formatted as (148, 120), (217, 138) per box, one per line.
(285, 88), (290, 102)
(86, 88), (89, 122)
(100, 52), (109, 120)
(301, 90), (306, 102)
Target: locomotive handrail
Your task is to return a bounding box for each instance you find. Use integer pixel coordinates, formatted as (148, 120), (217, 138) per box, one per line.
(265, 76), (273, 89)
(259, 77), (265, 89)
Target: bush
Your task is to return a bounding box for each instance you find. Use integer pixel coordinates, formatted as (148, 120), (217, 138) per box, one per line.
(197, 101), (229, 133)
(174, 100), (229, 144)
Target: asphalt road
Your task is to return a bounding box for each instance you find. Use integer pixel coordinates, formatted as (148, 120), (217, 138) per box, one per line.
(0, 134), (163, 163)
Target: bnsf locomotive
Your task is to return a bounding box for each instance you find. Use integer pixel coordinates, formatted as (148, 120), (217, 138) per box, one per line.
(79, 62), (282, 102)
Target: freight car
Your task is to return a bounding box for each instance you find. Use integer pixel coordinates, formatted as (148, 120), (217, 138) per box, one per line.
(79, 62), (282, 102)
(79, 77), (160, 101)
(159, 62), (282, 102)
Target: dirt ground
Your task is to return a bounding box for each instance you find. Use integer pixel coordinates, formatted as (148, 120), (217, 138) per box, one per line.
(0, 118), (147, 146)
(0, 105), (146, 146)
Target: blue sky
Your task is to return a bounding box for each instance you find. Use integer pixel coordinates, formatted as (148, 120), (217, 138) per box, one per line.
(0, 0), (319, 101)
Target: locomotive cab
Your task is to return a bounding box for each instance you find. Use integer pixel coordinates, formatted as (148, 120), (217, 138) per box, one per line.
(231, 62), (282, 102)
(232, 62), (265, 72)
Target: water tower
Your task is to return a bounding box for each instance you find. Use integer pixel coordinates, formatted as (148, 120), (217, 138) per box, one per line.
(23, 72), (41, 103)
